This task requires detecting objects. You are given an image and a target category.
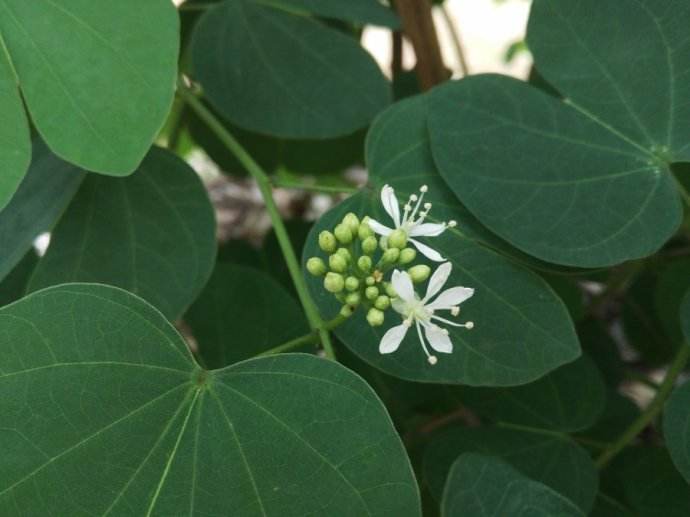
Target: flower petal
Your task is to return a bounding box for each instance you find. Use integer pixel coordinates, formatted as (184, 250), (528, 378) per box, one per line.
(410, 238), (445, 262)
(379, 323), (408, 354)
(424, 262), (452, 302)
(409, 222), (446, 237)
(381, 184), (401, 227)
(392, 269), (415, 302)
(391, 297), (408, 315)
(367, 218), (393, 236)
(424, 324), (453, 354)
(427, 286), (475, 311)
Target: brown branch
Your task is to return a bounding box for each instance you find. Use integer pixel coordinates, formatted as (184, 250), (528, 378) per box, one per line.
(394, 0), (449, 90)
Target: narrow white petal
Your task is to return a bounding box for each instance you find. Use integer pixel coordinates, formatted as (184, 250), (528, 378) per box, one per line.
(424, 262), (452, 302)
(427, 287), (475, 311)
(379, 323), (408, 354)
(381, 184), (401, 227)
(391, 297), (408, 315)
(367, 218), (393, 236)
(424, 325), (453, 354)
(410, 238), (445, 262)
(409, 222), (446, 237)
(392, 269), (415, 302)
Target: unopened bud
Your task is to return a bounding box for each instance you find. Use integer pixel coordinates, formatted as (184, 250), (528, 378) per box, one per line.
(374, 295), (390, 310)
(318, 231), (337, 253)
(357, 255), (372, 272)
(408, 265), (431, 283)
(345, 292), (361, 306)
(362, 236), (378, 255)
(384, 282), (397, 297)
(306, 257), (327, 276)
(358, 218), (374, 239)
(399, 248), (416, 265)
(342, 213), (359, 234)
(365, 276), (376, 286)
(379, 236), (388, 250)
(381, 247), (400, 265)
(324, 272), (344, 293)
(340, 304), (354, 318)
(366, 308), (385, 327)
(365, 286), (379, 300)
(345, 276), (359, 291)
(334, 223), (353, 244)
(329, 253), (347, 273)
(336, 247), (351, 262)
(388, 229), (408, 249)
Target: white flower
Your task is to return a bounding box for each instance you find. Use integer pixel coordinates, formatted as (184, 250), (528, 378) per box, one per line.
(368, 184), (456, 262)
(379, 262), (474, 365)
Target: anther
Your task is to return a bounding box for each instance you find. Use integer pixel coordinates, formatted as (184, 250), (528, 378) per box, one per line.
(428, 355), (438, 365)
(420, 185), (428, 193)
(465, 321), (474, 330)
(451, 306), (460, 316)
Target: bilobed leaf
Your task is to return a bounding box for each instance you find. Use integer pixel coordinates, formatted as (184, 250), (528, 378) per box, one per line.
(0, 0), (179, 205)
(0, 284), (421, 516)
(454, 355), (606, 432)
(0, 41), (29, 210)
(0, 138), (84, 282)
(27, 147), (216, 321)
(191, 0), (391, 138)
(442, 454), (584, 517)
(427, 0), (690, 267)
(303, 96), (580, 386)
(423, 426), (598, 513)
(264, 0), (400, 27)
(185, 263), (309, 368)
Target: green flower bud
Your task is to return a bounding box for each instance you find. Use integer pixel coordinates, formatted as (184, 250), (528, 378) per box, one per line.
(388, 228), (408, 249)
(358, 218), (374, 240)
(336, 247), (351, 262)
(408, 264), (431, 283)
(384, 282), (397, 297)
(345, 276), (359, 291)
(365, 276), (376, 286)
(334, 223), (353, 244)
(318, 231), (337, 253)
(306, 257), (327, 276)
(340, 304), (354, 318)
(399, 247), (416, 265)
(362, 236), (378, 255)
(324, 272), (344, 293)
(343, 213), (360, 234)
(374, 295), (391, 310)
(366, 308), (385, 327)
(381, 247), (400, 265)
(329, 253), (347, 273)
(357, 255), (372, 273)
(365, 286), (379, 300)
(379, 236), (388, 250)
(345, 292), (361, 306)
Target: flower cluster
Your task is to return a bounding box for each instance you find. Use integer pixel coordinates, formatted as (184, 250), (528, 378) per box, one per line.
(307, 184), (475, 365)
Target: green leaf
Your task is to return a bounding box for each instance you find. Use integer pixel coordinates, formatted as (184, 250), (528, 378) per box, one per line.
(453, 355), (606, 432)
(663, 380), (690, 484)
(185, 263), (310, 368)
(610, 448), (690, 517)
(303, 96), (580, 386)
(684, 289), (690, 342)
(655, 259), (690, 345)
(26, 147), (216, 321)
(0, 283), (421, 516)
(423, 426), (598, 513)
(0, 0), (179, 204)
(0, 250), (36, 307)
(0, 41), (30, 210)
(427, 0), (690, 267)
(578, 390), (639, 444)
(191, 0), (391, 138)
(263, 0), (400, 28)
(0, 138), (84, 282)
(442, 453), (584, 516)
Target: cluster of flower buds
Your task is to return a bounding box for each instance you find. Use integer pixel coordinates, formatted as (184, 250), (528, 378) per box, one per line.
(306, 212), (435, 328)
(306, 184), (475, 366)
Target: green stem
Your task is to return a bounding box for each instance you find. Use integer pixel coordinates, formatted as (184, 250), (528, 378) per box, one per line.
(177, 80), (336, 359)
(260, 313), (350, 356)
(272, 178), (359, 195)
(595, 345), (690, 469)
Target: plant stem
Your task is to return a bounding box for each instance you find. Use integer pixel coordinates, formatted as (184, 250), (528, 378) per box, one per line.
(595, 345), (690, 469)
(177, 80), (336, 359)
(271, 178), (359, 195)
(438, 3), (470, 76)
(259, 313), (350, 356)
